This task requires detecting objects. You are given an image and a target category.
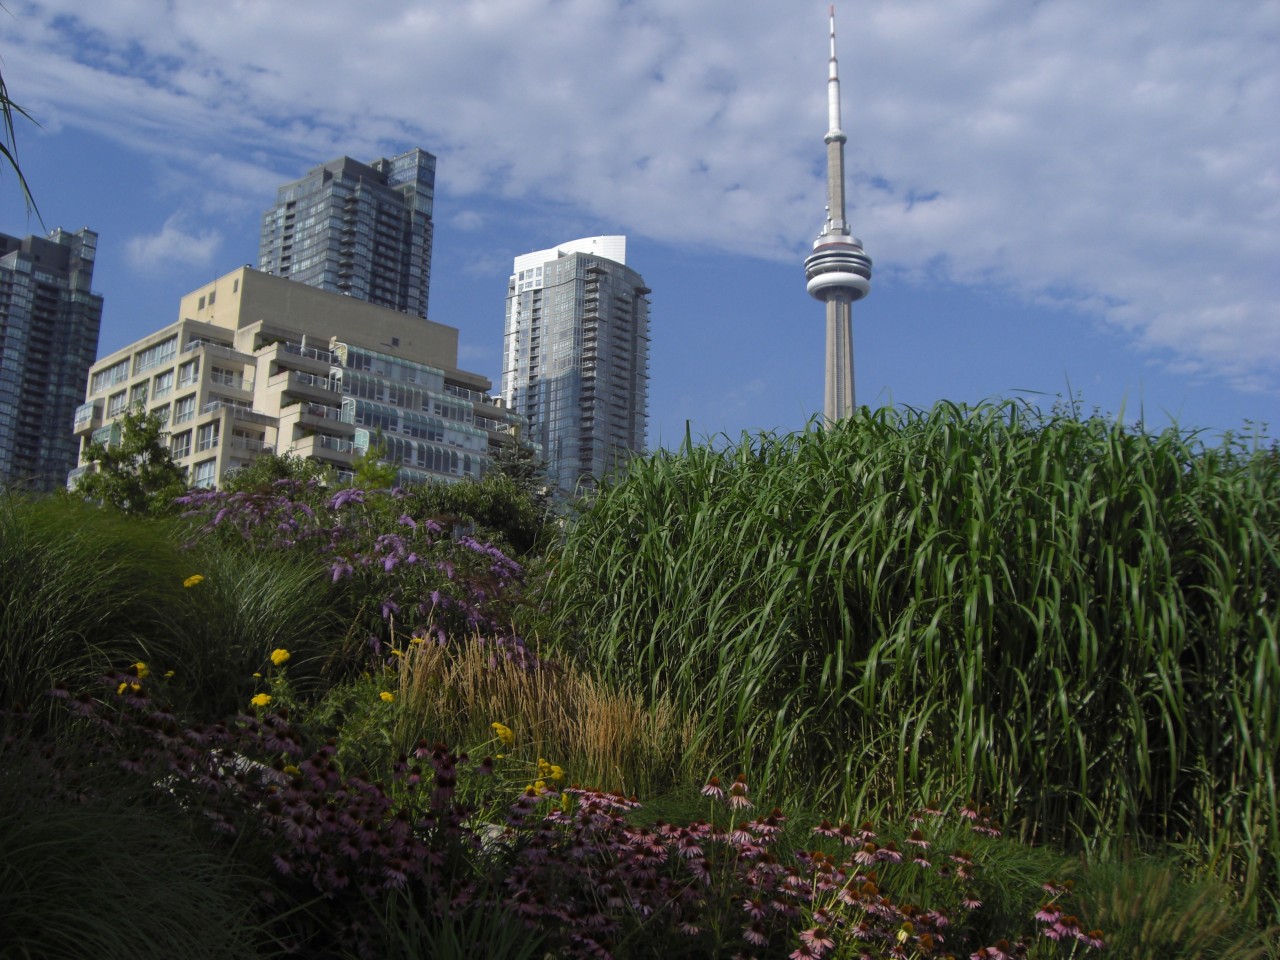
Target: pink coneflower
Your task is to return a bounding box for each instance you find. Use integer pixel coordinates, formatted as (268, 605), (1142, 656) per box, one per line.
(961, 893), (983, 910)
(799, 927), (836, 954)
(701, 776), (725, 799)
(1053, 915), (1082, 939)
(913, 854), (932, 868)
(742, 897), (768, 920)
(854, 842), (879, 865)
(743, 921), (769, 946)
(905, 829), (931, 848)
(1034, 903), (1062, 923)
(728, 774), (753, 810)
(1077, 928), (1106, 949)
(789, 945), (819, 960)
(960, 803), (980, 820)
(969, 942), (1010, 960)
(876, 841), (904, 864)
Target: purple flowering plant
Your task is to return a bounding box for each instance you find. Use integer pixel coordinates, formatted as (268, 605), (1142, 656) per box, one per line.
(175, 481), (533, 672)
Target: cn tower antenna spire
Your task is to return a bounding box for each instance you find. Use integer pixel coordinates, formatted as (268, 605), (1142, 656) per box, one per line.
(804, 3), (871, 421)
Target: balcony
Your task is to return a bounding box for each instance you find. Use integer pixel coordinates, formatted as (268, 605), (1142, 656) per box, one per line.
(73, 401), (101, 434)
(270, 368), (338, 403)
(290, 433), (356, 461)
(209, 367), (249, 390)
(229, 436), (274, 455)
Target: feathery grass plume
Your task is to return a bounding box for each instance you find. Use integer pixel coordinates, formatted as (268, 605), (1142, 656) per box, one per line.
(394, 638), (701, 798)
(546, 400), (1280, 919)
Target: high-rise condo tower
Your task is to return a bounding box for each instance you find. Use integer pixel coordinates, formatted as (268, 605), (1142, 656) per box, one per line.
(0, 227), (103, 491)
(259, 149), (435, 319)
(803, 5), (872, 420)
(501, 236), (650, 496)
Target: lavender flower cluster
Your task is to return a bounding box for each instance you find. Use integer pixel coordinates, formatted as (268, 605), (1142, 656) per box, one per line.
(177, 481), (531, 663)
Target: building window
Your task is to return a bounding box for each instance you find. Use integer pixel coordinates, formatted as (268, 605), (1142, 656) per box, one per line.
(91, 359), (129, 394)
(133, 336), (177, 374)
(152, 404), (171, 425)
(178, 358), (200, 387)
(170, 430), (191, 459)
(196, 421), (220, 452)
(107, 391), (127, 417)
(191, 458), (216, 488)
(173, 394), (196, 423)
(209, 366), (243, 389)
(153, 370), (174, 399)
(130, 383), (148, 408)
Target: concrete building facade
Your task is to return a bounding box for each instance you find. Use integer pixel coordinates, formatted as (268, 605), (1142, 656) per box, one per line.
(258, 149), (436, 319)
(0, 227), (103, 491)
(72, 267), (521, 490)
(501, 236), (649, 495)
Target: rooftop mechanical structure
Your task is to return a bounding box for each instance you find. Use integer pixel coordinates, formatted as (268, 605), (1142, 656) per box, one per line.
(804, 4), (872, 421)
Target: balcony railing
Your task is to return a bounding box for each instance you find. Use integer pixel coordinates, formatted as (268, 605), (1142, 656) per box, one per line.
(281, 342), (337, 364)
(229, 436), (273, 454)
(209, 370), (250, 390)
(316, 435), (354, 453)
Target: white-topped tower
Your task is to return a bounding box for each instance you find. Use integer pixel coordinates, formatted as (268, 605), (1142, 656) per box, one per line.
(804, 4), (872, 420)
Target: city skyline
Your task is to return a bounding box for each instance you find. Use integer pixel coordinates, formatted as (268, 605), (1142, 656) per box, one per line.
(1, 2), (1277, 445)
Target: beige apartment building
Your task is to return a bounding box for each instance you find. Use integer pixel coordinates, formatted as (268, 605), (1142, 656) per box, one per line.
(71, 266), (522, 489)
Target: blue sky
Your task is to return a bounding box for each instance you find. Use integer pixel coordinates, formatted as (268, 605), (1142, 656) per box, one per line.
(2, 0), (1277, 447)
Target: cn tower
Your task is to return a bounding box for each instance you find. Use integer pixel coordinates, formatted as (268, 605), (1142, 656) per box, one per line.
(804, 4), (872, 421)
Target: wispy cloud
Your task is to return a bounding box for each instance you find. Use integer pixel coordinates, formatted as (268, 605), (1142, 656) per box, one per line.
(125, 214), (221, 272)
(5, 0), (1278, 393)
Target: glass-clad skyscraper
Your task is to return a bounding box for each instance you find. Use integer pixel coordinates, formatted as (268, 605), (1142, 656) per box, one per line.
(0, 227), (103, 491)
(501, 236), (650, 496)
(258, 149), (435, 318)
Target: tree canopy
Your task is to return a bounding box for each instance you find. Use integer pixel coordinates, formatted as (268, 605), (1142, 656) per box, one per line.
(73, 408), (188, 514)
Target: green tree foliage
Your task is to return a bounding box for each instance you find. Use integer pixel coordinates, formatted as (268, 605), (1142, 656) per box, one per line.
(222, 452), (332, 493)
(74, 408), (188, 514)
(490, 426), (548, 498)
(350, 432), (399, 490)
(400, 471), (554, 558)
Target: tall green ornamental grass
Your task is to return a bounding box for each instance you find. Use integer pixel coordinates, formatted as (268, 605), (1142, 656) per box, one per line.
(0, 494), (192, 725)
(546, 401), (1280, 918)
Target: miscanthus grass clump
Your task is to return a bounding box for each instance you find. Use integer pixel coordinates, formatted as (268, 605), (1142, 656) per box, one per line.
(547, 401), (1280, 918)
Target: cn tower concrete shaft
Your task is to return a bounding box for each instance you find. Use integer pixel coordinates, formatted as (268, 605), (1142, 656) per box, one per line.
(803, 5), (871, 421)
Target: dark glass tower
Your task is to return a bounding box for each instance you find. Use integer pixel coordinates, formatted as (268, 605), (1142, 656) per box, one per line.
(259, 148), (435, 318)
(0, 227), (104, 490)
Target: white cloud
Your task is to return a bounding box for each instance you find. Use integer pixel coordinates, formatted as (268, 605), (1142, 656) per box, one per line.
(5, 0), (1279, 392)
(451, 210), (485, 232)
(125, 214), (221, 272)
